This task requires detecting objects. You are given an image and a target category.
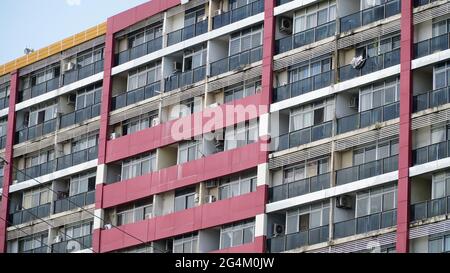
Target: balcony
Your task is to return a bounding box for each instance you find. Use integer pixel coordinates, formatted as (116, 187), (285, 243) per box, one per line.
(413, 87), (450, 112)
(56, 146), (98, 171)
(413, 140), (450, 166)
(116, 36), (163, 66)
(272, 121), (333, 152)
(19, 77), (60, 102)
(53, 190), (95, 214)
(414, 0), (439, 7)
(334, 209), (397, 239)
(16, 118), (57, 144)
(22, 246), (48, 253)
(63, 60), (104, 85)
(269, 173), (330, 203)
(59, 103), (101, 129)
(51, 234), (92, 253)
(338, 48), (400, 82)
(10, 203), (51, 226)
(335, 155), (398, 186)
(15, 160), (55, 183)
(272, 71), (334, 102)
(0, 135), (6, 149)
(337, 101), (400, 134)
(164, 66), (206, 92)
(167, 20), (208, 46)
(276, 21), (336, 55)
(268, 225), (328, 253)
(111, 81), (161, 110)
(339, 0), (401, 33)
(414, 33), (450, 59)
(212, 0), (264, 30)
(411, 196), (450, 222)
(210, 46), (263, 77)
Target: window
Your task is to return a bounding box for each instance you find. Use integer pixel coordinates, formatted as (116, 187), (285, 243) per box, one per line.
(178, 140), (203, 164)
(294, 1), (336, 33)
(356, 34), (400, 60)
(353, 139), (398, 165)
(28, 104), (57, 127)
(0, 83), (9, 101)
(128, 23), (163, 48)
(174, 187), (196, 212)
(176, 97), (203, 119)
(121, 152), (157, 181)
(224, 120), (259, 151)
(127, 62), (161, 91)
(432, 18), (450, 37)
(356, 184), (397, 217)
(27, 64), (60, 87)
(22, 187), (50, 209)
(229, 26), (262, 56)
(283, 158), (329, 184)
(123, 111), (158, 136)
(64, 221), (93, 240)
(359, 78), (400, 112)
(75, 83), (101, 110)
(224, 78), (261, 103)
(290, 100), (333, 131)
(183, 46), (207, 71)
(285, 201), (329, 234)
(220, 220), (255, 249)
(25, 149), (55, 169)
(18, 232), (48, 253)
(69, 172), (96, 196)
(431, 172), (450, 199)
(76, 47), (103, 68)
(72, 133), (98, 153)
(117, 200), (153, 226)
(0, 118), (7, 138)
(289, 58), (331, 83)
(173, 232), (198, 253)
(428, 234), (450, 253)
(184, 6), (205, 26)
(229, 0), (259, 9)
(218, 171), (257, 200)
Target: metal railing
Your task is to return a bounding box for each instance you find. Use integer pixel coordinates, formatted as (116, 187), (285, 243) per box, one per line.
(276, 0), (292, 6)
(338, 48), (400, 82)
(210, 46), (263, 77)
(111, 81), (161, 110)
(15, 160), (56, 183)
(337, 101), (400, 134)
(10, 203), (51, 226)
(53, 191), (95, 214)
(19, 77), (60, 102)
(334, 209), (397, 239)
(51, 234), (92, 253)
(340, 0), (401, 33)
(63, 60), (104, 85)
(413, 140), (450, 166)
(22, 246), (48, 253)
(212, 0), (264, 29)
(269, 173), (331, 203)
(56, 146), (98, 171)
(116, 36), (163, 66)
(59, 103), (101, 129)
(335, 155), (398, 186)
(414, 33), (450, 59)
(167, 20), (208, 46)
(413, 86), (450, 112)
(411, 196), (450, 222)
(276, 21), (336, 54)
(272, 121), (333, 152)
(268, 225), (329, 253)
(15, 118), (58, 144)
(414, 0), (439, 7)
(164, 66), (206, 91)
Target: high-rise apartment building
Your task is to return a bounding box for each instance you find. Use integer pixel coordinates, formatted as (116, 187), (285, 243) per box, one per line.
(0, 0), (448, 254)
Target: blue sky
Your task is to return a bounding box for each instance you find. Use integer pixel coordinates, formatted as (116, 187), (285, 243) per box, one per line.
(0, 0), (149, 64)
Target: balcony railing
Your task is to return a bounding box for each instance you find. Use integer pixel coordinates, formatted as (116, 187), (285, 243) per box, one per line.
(16, 118), (58, 144)
(411, 196), (450, 222)
(59, 103), (101, 129)
(210, 46), (263, 77)
(273, 71), (334, 103)
(51, 234), (92, 253)
(10, 203), (51, 226)
(414, 0), (439, 7)
(272, 121), (333, 152)
(0, 96), (9, 110)
(19, 77), (60, 102)
(167, 20), (208, 46)
(268, 225), (329, 253)
(414, 33), (450, 59)
(413, 140), (450, 166)
(413, 86), (450, 112)
(340, 0), (401, 33)
(164, 66), (206, 92)
(53, 191), (95, 214)
(334, 209), (397, 239)
(56, 146), (98, 171)
(337, 101), (400, 134)
(276, 21), (336, 54)
(116, 36), (163, 66)
(63, 60), (104, 85)
(111, 81), (161, 110)
(338, 48), (400, 82)
(269, 173), (331, 203)
(0, 135), (6, 150)
(335, 155), (398, 186)
(15, 160), (55, 183)
(22, 246), (48, 253)
(212, 0), (264, 30)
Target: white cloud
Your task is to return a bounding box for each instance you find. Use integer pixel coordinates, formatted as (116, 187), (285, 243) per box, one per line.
(66, 0), (81, 6)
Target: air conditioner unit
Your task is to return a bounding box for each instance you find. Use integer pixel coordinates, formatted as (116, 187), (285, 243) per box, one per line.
(152, 117), (160, 127)
(67, 94), (76, 105)
(110, 132), (117, 140)
(205, 180), (218, 188)
(336, 195), (353, 209)
(104, 223), (112, 230)
(65, 62), (76, 71)
(206, 195), (216, 203)
(255, 86), (262, 94)
(194, 193), (200, 203)
(173, 62), (182, 72)
(348, 96), (358, 109)
(279, 17), (293, 35)
(54, 235), (63, 243)
(209, 102), (219, 108)
(273, 223), (284, 237)
(214, 9), (222, 16)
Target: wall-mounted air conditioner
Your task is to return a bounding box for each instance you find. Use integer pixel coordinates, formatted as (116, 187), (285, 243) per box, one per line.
(336, 195), (353, 209)
(206, 195), (216, 203)
(279, 17), (293, 35)
(152, 117), (160, 127)
(273, 223), (284, 237)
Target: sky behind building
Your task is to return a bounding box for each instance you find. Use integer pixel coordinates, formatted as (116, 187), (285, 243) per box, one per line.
(0, 0), (149, 64)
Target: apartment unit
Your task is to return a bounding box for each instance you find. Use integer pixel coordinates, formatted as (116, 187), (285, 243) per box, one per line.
(0, 0), (449, 254)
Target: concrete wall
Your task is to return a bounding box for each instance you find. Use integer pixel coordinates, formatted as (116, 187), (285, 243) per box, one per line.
(410, 236), (428, 253)
(411, 176), (431, 204)
(198, 228), (220, 252)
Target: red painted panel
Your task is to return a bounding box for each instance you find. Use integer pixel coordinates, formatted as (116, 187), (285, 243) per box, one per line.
(98, 187), (265, 252)
(102, 142), (266, 208)
(210, 236), (265, 253)
(0, 71), (18, 253)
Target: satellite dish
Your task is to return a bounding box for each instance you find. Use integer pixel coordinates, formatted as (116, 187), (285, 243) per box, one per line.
(24, 48), (35, 55)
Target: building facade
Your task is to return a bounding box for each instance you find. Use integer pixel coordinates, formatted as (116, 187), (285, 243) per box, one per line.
(0, 0), (449, 253)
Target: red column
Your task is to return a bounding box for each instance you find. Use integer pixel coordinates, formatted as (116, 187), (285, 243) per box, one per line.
(396, 0), (413, 253)
(0, 71), (19, 253)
